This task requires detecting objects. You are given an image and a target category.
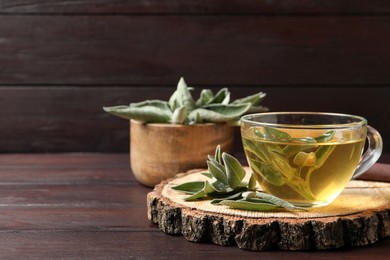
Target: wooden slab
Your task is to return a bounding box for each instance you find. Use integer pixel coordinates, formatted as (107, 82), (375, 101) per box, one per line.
(147, 169), (390, 251)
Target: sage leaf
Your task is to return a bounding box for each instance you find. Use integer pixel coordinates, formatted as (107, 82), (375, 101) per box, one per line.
(314, 145), (336, 169)
(269, 151), (297, 180)
(210, 192), (243, 204)
(248, 173), (257, 190)
(210, 180), (225, 192)
(188, 108), (238, 123)
(184, 181), (215, 201)
(171, 106), (188, 124)
(203, 103), (252, 119)
(255, 191), (305, 211)
(169, 77), (195, 112)
(208, 88), (230, 105)
(172, 181), (205, 194)
(293, 137), (317, 143)
(282, 144), (315, 158)
(249, 157), (285, 186)
(207, 160), (228, 185)
(220, 200), (278, 211)
(214, 145), (221, 164)
(201, 171), (213, 178)
(241, 191), (257, 200)
(195, 89), (214, 107)
(293, 151), (317, 167)
(264, 127), (291, 141)
(103, 100), (172, 123)
(242, 138), (269, 163)
(232, 92), (266, 106)
(129, 100), (170, 109)
(222, 153), (246, 189)
(315, 130), (335, 143)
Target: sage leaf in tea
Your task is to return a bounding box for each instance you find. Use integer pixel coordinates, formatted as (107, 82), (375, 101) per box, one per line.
(242, 127), (338, 203)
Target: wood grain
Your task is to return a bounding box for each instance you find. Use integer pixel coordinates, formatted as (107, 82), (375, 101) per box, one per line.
(0, 16), (390, 85)
(1, 0), (390, 14)
(0, 153), (387, 258)
(0, 86), (388, 153)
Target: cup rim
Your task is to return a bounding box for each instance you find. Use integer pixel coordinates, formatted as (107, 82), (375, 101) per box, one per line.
(240, 112), (367, 129)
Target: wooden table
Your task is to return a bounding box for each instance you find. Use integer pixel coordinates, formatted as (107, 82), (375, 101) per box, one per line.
(0, 153), (388, 259)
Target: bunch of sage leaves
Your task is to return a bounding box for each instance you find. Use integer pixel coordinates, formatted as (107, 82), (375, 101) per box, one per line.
(103, 77), (268, 125)
(172, 145), (305, 211)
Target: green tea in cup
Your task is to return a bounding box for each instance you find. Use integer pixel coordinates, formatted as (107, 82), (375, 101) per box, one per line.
(240, 112), (382, 208)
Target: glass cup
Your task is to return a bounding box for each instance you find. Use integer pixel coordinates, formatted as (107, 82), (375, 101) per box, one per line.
(240, 112), (383, 208)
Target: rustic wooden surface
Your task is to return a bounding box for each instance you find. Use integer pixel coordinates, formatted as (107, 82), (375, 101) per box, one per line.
(0, 153), (388, 259)
(147, 169), (390, 251)
(0, 0), (389, 153)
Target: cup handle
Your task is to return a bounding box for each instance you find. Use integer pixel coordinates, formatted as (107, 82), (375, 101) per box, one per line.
(352, 125), (383, 179)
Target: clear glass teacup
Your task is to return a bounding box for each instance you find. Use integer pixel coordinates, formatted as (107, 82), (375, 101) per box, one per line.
(240, 112), (383, 208)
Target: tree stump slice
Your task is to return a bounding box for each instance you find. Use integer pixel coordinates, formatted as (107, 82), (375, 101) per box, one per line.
(147, 168), (390, 251)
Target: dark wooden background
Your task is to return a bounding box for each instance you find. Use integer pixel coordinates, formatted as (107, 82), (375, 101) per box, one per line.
(0, 0), (389, 153)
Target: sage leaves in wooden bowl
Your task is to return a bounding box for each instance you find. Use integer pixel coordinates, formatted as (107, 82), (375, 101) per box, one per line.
(103, 78), (268, 187)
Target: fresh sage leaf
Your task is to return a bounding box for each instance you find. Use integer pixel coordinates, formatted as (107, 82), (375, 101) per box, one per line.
(241, 191), (257, 200)
(183, 181), (215, 201)
(315, 130), (335, 143)
(195, 89), (214, 107)
(214, 145), (221, 164)
(187, 108), (230, 123)
(203, 103), (252, 119)
(175, 77), (196, 111)
(220, 200), (279, 211)
(255, 191), (305, 211)
(248, 173), (257, 190)
(171, 106), (188, 124)
(207, 160), (228, 185)
(210, 192), (243, 204)
(103, 101), (172, 123)
(210, 179), (225, 192)
(208, 88), (230, 105)
(171, 181), (205, 194)
(222, 153), (246, 189)
(232, 92), (266, 106)
(201, 171), (213, 179)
